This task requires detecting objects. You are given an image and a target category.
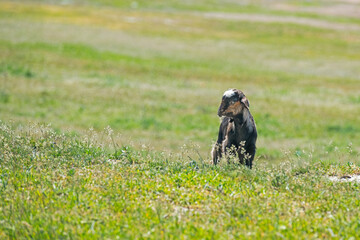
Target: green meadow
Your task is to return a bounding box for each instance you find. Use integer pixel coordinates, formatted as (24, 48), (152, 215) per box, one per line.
(1, 0), (360, 238)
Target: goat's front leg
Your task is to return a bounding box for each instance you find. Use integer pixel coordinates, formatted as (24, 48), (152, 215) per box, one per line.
(237, 144), (256, 168)
(222, 136), (237, 164)
(245, 145), (256, 169)
(238, 153), (245, 165)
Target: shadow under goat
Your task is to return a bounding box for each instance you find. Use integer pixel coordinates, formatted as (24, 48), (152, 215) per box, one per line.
(211, 89), (257, 168)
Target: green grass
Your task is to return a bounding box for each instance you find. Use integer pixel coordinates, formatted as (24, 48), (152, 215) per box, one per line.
(1, 0), (360, 238)
(1, 122), (360, 239)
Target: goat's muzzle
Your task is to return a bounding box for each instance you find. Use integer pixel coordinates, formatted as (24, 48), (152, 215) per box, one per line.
(217, 102), (227, 117)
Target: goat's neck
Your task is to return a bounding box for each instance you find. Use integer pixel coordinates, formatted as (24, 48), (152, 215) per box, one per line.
(232, 109), (250, 128)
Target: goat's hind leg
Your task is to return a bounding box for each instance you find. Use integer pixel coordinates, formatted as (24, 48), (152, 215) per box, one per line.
(211, 143), (222, 165)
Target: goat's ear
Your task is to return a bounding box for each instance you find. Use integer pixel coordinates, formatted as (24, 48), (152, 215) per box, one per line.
(241, 97), (250, 108)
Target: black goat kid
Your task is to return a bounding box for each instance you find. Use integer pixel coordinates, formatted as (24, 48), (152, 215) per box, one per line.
(211, 89), (257, 168)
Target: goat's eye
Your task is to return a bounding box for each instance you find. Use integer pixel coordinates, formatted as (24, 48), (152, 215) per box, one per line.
(230, 100), (236, 105)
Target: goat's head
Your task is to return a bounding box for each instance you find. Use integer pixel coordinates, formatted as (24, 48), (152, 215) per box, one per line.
(217, 89), (250, 117)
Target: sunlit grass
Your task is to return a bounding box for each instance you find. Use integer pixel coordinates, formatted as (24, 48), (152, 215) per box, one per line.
(1, 122), (360, 239)
(0, 0), (360, 237)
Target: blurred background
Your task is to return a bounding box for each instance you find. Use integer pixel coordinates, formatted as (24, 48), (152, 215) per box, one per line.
(0, 0), (359, 161)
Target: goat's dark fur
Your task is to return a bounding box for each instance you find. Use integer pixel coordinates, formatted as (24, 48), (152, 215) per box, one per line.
(211, 89), (257, 168)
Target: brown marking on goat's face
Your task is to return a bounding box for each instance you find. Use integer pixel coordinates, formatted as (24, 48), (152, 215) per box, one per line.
(225, 101), (243, 116)
(218, 100), (245, 117)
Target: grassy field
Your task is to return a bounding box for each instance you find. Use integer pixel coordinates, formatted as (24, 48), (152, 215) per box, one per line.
(1, 0), (360, 238)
